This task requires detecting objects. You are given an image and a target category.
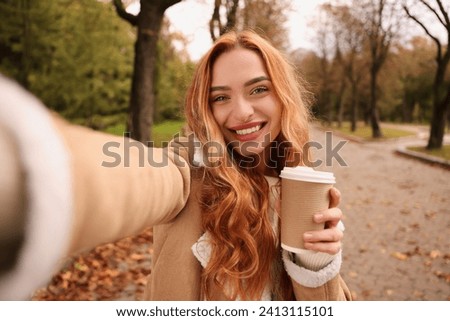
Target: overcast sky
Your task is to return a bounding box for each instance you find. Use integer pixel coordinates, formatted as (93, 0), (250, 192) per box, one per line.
(127, 0), (328, 61)
(126, 0), (447, 61)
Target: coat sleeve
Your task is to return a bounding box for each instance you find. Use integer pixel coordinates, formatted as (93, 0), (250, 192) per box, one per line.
(52, 116), (191, 255)
(0, 75), (190, 299)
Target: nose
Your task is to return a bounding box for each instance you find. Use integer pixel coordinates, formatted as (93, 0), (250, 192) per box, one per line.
(232, 96), (254, 122)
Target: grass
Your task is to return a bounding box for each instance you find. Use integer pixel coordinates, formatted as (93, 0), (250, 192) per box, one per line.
(104, 120), (185, 147)
(329, 122), (415, 140)
(408, 145), (450, 161)
(152, 120), (186, 145)
(103, 123), (126, 136)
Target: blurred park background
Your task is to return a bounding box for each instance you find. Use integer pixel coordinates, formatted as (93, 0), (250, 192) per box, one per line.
(0, 0), (448, 300)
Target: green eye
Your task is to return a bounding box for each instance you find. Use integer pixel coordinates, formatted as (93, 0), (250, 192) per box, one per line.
(214, 95), (225, 102)
(211, 95), (228, 103)
(251, 86), (268, 95)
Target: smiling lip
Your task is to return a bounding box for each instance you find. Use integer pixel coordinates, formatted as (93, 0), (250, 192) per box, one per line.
(228, 122), (266, 141)
(229, 122), (265, 131)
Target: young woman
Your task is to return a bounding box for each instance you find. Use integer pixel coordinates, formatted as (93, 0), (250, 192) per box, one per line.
(148, 30), (350, 301)
(0, 30), (350, 300)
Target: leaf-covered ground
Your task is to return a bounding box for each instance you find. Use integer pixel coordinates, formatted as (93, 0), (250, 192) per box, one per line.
(32, 228), (153, 301)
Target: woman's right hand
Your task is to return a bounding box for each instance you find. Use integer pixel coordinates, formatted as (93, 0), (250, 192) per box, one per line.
(302, 187), (344, 255)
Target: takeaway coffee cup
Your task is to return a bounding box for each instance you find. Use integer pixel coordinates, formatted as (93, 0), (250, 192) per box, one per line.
(280, 166), (336, 253)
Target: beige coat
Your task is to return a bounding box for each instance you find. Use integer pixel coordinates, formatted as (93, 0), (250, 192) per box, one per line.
(147, 167), (351, 301)
(0, 75), (351, 300)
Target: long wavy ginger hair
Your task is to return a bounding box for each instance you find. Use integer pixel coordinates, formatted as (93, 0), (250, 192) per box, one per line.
(184, 30), (311, 300)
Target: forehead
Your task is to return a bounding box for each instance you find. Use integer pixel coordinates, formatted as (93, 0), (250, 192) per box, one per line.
(211, 48), (268, 84)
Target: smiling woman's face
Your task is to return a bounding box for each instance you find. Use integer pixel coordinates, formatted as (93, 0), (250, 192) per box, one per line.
(209, 48), (282, 157)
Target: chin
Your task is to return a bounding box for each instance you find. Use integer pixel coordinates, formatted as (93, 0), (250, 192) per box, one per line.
(239, 150), (263, 158)
(233, 144), (265, 158)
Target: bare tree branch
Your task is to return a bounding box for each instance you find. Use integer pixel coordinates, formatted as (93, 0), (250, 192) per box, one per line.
(403, 4), (442, 57)
(209, 0), (222, 41)
(436, 0), (450, 26)
(209, 0), (239, 42)
(405, 0), (450, 148)
(113, 0), (138, 26)
(418, 0), (446, 28)
(225, 0), (239, 32)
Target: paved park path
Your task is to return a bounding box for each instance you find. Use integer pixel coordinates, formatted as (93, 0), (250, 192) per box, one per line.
(311, 124), (449, 300)
(33, 124), (449, 301)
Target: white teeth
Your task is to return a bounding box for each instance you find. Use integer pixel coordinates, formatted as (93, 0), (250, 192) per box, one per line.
(235, 125), (261, 135)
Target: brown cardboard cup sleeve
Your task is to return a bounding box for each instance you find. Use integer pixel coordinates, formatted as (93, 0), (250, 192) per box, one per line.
(280, 166), (335, 253)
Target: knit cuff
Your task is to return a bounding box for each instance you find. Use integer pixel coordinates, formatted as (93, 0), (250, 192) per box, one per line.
(294, 249), (336, 271)
(282, 250), (342, 288)
(0, 76), (73, 300)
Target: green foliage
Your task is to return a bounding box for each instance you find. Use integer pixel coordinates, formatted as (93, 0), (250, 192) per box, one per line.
(104, 120), (185, 148)
(46, 0), (133, 118)
(0, 0), (134, 119)
(383, 37), (435, 123)
(85, 113), (128, 131)
(0, 0), (62, 86)
(0, 1), (194, 125)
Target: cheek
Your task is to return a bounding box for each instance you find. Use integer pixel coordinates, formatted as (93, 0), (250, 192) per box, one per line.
(211, 107), (227, 128)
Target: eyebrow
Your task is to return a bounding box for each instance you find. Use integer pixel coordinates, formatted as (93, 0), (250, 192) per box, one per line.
(210, 76), (270, 92)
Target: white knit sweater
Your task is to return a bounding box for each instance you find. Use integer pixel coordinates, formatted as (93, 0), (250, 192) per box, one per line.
(190, 172), (343, 300)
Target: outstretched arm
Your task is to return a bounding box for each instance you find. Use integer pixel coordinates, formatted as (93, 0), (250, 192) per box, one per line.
(0, 75), (191, 299)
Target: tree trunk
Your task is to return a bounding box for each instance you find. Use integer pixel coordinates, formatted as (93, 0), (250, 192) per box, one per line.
(401, 89), (414, 123)
(336, 80), (346, 128)
(350, 81), (358, 132)
(369, 67), (383, 138)
(447, 102), (450, 131)
(427, 86), (450, 149)
(120, 0), (181, 144)
(327, 90), (334, 126)
(426, 48), (450, 149)
(427, 101), (447, 149)
(403, 0), (450, 149)
(127, 3), (163, 143)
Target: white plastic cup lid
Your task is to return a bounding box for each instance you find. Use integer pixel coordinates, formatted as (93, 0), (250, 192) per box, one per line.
(280, 166), (335, 184)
